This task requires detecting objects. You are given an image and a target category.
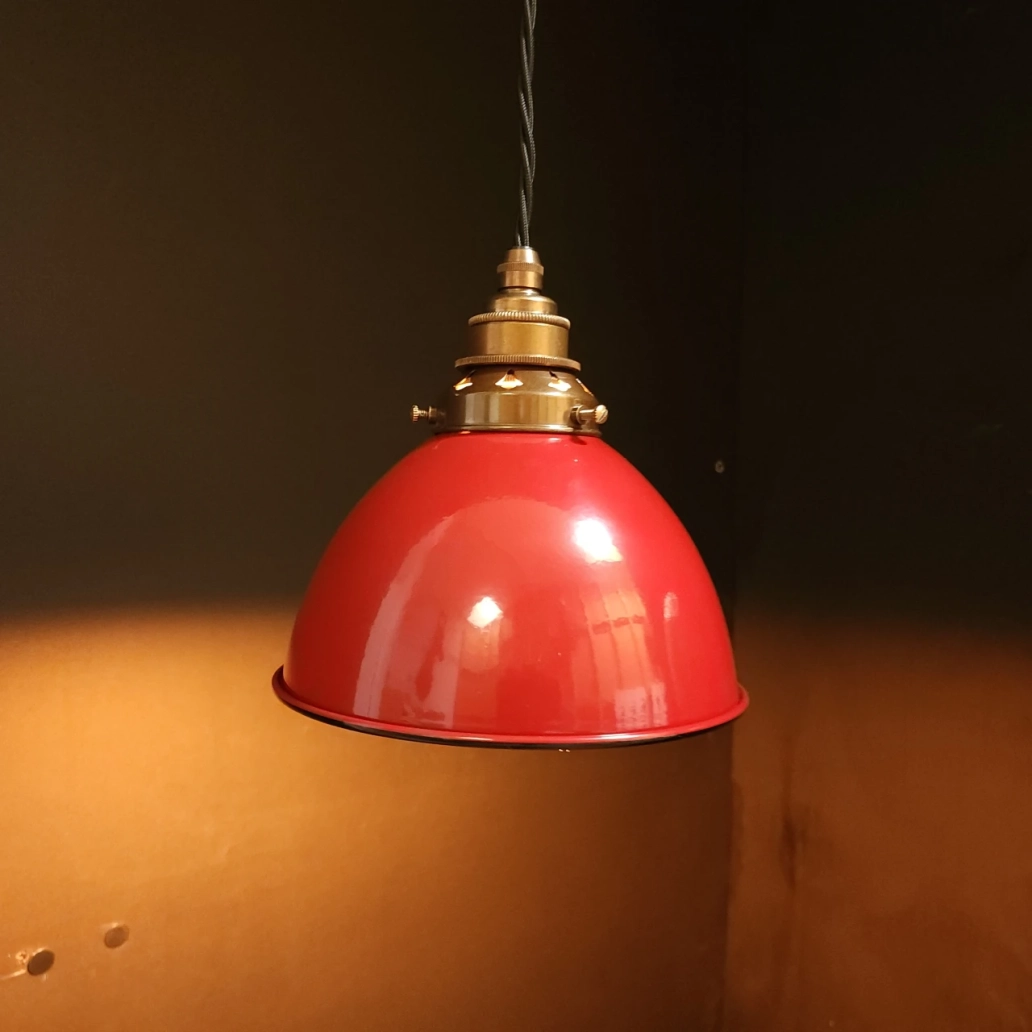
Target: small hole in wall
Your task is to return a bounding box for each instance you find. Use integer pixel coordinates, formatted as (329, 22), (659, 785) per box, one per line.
(26, 949), (55, 976)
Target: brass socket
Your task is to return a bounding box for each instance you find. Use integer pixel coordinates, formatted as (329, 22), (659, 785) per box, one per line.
(411, 247), (607, 436)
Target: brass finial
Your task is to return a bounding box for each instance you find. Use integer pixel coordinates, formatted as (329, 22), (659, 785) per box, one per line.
(496, 246), (544, 290)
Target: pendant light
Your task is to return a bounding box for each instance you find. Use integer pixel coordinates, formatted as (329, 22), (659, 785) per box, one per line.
(272, 2), (747, 746)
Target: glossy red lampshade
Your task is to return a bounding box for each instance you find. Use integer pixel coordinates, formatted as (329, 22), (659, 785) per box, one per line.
(274, 431), (746, 747)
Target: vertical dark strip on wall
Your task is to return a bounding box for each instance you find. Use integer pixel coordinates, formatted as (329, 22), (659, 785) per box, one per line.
(727, 2), (1032, 1028)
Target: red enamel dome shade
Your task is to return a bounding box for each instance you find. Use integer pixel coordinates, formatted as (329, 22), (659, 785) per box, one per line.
(272, 6), (747, 747)
(273, 244), (746, 746)
(274, 432), (746, 747)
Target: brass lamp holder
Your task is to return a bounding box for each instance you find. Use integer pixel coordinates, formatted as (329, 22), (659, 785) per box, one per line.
(412, 247), (608, 436)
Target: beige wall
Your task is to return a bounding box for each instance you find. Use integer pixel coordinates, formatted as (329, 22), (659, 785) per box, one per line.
(1, 608), (732, 1030)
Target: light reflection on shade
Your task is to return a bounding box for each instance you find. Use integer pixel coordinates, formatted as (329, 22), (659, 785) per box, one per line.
(467, 596), (503, 629)
(663, 592), (679, 620)
(614, 683), (670, 730)
(573, 518), (622, 563)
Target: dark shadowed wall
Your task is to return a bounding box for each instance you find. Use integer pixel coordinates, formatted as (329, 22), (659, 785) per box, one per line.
(726, 2), (1032, 1028)
(1, 0), (744, 615)
(1, 2), (744, 1030)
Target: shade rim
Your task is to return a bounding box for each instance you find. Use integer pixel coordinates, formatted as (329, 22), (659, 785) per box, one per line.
(272, 667), (748, 749)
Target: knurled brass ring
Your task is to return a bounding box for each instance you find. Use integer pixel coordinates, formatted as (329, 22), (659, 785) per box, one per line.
(454, 354), (582, 371)
(496, 260), (544, 274)
(467, 311), (571, 329)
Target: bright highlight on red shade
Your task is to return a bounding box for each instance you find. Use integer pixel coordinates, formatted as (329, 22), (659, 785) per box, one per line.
(273, 433), (746, 747)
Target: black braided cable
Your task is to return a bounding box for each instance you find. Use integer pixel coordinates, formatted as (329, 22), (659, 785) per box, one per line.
(516, 0), (538, 247)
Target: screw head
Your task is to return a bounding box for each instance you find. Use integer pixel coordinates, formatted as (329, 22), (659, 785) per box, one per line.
(411, 406), (441, 425)
(571, 404), (608, 428)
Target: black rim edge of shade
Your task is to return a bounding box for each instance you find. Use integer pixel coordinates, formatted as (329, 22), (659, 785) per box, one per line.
(276, 697), (739, 750)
